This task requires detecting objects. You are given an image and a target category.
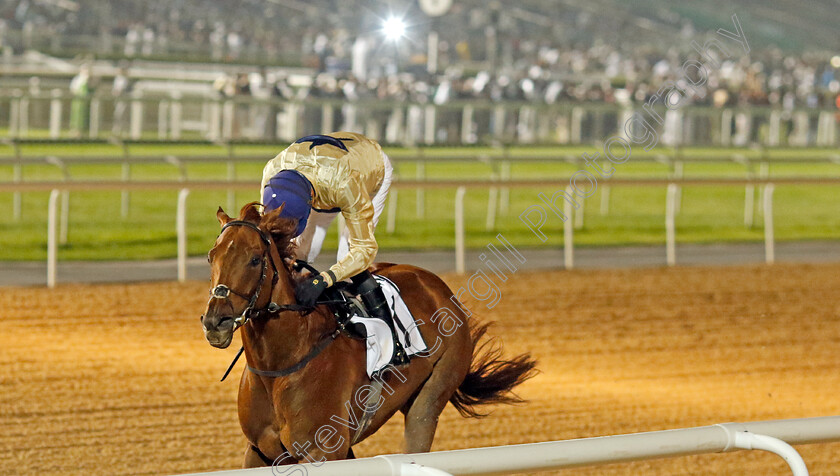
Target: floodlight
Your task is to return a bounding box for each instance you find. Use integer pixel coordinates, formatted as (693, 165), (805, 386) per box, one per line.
(383, 17), (406, 41)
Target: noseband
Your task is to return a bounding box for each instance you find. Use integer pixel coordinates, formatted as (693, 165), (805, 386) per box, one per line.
(209, 220), (308, 330)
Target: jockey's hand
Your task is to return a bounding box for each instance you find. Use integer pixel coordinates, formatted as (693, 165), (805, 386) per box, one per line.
(295, 273), (329, 307)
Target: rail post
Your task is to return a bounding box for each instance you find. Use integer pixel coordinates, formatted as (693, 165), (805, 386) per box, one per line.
(89, 96), (100, 138)
(485, 158), (498, 231)
(499, 155), (511, 215)
(757, 161), (770, 216)
(666, 183), (678, 266)
(12, 141), (22, 220)
(46, 156), (71, 245)
(47, 189), (61, 288)
(49, 89), (63, 138)
(170, 91), (183, 140)
(763, 183), (775, 264)
(672, 158), (684, 214)
(158, 97), (169, 139)
(60, 189), (70, 245)
(570, 107), (583, 143)
(19, 92), (30, 136)
(177, 188), (191, 282)
(424, 105), (436, 145)
(461, 104), (474, 144)
(574, 196), (584, 230)
(130, 90), (143, 139)
(121, 141), (131, 218)
(9, 89), (21, 137)
(720, 109), (733, 145)
(564, 185), (574, 269)
(455, 186), (466, 274)
(208, 99), (221, 141)
(744, 162), (755, 228)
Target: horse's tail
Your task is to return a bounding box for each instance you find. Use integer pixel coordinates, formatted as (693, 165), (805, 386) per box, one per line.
(449, 321), (538, 418)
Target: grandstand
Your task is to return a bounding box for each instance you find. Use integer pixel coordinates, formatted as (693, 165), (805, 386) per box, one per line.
(1, 2), (840, 476)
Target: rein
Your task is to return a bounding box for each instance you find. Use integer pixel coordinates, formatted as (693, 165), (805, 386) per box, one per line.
(246, 329), (340, 378)
(211, 220), (332, 381)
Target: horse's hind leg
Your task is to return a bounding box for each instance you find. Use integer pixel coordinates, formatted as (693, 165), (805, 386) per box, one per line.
(402, 342), (471, 453)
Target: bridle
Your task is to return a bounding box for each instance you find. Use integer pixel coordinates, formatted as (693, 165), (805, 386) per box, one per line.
(208, 220), (309, 331)
(207, 218), (341, 382)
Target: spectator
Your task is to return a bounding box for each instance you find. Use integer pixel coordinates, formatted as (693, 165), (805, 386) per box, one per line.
(69, 65), (91, 137)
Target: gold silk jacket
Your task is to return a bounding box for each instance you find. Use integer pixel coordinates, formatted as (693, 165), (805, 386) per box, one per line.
(260, 132), (386, 285)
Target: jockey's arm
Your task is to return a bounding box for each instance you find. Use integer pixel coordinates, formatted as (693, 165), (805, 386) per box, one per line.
(321, 182), (378, 286)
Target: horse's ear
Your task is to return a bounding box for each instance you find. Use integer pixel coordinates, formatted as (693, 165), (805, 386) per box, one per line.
(259, 203), (288, 234)
(239, 202), (263, 224)
(216, 207), (232, 227)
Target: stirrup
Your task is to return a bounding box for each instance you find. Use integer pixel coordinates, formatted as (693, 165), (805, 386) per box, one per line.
(391, 339), (411, 366)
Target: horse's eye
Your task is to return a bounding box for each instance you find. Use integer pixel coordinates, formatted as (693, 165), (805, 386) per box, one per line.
(249, 257), (261, 266)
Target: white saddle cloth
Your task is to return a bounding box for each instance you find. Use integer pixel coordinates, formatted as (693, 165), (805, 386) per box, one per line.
(348, 275), (428, 377)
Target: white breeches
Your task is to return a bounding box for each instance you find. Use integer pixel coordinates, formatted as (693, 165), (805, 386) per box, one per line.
(294, 152), (392, 264)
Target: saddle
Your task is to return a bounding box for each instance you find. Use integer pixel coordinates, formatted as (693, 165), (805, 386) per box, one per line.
(220, 260), (421, 382)
(291, 260), (370, 340)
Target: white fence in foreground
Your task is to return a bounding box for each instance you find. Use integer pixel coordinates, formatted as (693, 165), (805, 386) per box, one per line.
(175, 416), (840, 476)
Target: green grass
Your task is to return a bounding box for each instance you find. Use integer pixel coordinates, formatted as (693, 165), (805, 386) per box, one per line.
(0, 144), (839, 261)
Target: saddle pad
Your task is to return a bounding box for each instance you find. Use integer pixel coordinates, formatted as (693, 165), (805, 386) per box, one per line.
(349, 275), (428, 377)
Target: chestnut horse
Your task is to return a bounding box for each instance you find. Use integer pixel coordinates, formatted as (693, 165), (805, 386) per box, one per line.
(201, 203), (536, 468)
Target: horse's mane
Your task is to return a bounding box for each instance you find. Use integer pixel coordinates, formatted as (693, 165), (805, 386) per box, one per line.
(237, 202), (299, 263)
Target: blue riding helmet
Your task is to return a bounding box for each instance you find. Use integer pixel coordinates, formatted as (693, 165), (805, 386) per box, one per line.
(262, 170), (314, 237)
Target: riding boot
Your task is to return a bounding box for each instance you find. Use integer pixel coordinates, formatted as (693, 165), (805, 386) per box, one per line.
(351, 271), (411, 366)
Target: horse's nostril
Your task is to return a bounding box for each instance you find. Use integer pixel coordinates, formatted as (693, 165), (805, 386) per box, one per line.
(218, 317), (234, 329)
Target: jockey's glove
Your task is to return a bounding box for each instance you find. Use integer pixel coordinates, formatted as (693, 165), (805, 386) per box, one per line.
(295, 271), (334, 307)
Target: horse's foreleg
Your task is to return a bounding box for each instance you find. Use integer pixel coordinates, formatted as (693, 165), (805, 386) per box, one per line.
(402, 344), (471, 453)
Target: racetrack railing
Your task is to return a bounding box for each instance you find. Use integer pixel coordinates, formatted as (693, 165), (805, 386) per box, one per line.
(3, 142), (840, 227)
(172, 416), (840, 476)
(1, 88), (838, 148)
(2, 177), (840, 287)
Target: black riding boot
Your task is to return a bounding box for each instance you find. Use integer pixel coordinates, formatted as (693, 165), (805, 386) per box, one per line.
(351, 271), (411, 366)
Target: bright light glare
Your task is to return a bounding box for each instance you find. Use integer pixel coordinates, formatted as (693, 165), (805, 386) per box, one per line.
(831, 56), (840, 69)
(382, 17), (406, 41)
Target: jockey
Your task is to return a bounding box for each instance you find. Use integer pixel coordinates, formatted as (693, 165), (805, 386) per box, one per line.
(260, 132), (409, 365)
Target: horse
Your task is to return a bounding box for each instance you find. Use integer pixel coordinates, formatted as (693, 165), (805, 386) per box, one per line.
(200, 202), (537, 468)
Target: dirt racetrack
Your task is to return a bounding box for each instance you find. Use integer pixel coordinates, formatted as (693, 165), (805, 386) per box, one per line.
(1, 263), (839, 475)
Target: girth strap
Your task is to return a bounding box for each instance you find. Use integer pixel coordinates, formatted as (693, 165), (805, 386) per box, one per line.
(246, 330), (340, 378)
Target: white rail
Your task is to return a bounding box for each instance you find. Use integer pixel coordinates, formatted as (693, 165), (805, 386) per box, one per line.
(174, 416), (840, 476)
(563, 185), (574, 270)
(764, 184), (776, 264)
(177, 188), (191, 282)
(4, 145), (839, 229)
(1, 177), (837, 286)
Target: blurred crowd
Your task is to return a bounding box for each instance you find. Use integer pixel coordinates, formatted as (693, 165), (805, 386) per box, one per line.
(212, 50), (840, 113)
(2, 0), (839, 111)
